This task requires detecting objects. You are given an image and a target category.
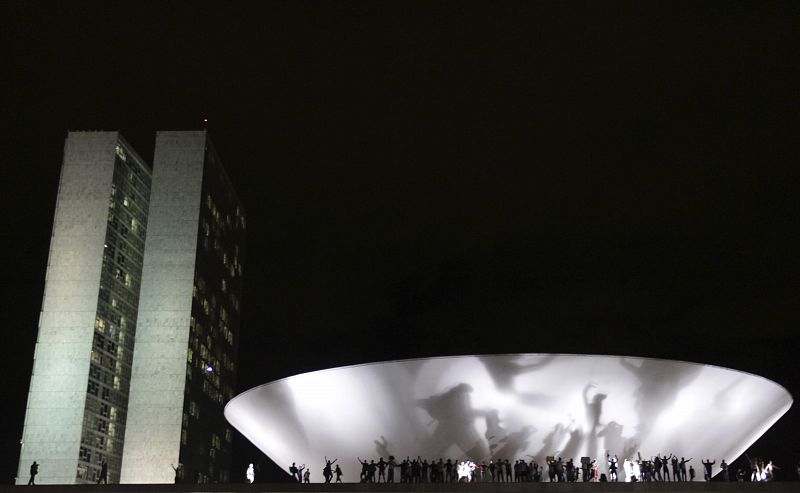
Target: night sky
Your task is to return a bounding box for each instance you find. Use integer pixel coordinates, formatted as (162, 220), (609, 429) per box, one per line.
(2, 1), (798, 483)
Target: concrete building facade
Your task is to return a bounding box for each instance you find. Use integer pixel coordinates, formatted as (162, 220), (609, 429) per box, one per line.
(18, 131), (244, 485)
(17, 132), (152, 484)
(120, 131), (245, 484)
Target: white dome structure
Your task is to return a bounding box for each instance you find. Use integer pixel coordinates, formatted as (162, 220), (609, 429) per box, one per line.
(225, 354), (791, 476)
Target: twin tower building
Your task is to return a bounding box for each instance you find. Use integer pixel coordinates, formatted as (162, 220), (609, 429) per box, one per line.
(18, 131), (245, 484)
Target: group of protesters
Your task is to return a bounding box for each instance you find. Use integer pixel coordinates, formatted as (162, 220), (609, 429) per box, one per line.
(283, 453), (786, 484)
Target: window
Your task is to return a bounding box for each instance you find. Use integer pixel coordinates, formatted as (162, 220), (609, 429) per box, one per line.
(115, 144), (127, 162)
(189, 400), (199, 419)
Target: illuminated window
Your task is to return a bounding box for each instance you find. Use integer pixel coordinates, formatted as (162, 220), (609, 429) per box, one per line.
(115, 144), (127, 161)
(189, 400), (199, 419)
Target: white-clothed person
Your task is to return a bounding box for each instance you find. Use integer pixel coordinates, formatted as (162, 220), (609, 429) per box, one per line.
(246, 463), (255, 483)
(623, 459), (633, 482)
(457, 461), (476, 482)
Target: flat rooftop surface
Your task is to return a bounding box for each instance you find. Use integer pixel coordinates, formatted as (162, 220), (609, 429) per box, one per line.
(1, 483), (798, 493)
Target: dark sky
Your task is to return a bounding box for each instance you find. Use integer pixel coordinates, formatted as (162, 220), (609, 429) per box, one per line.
(2, 1), (798, 483)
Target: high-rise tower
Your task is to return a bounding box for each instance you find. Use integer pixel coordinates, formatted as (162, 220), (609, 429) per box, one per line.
(18, 130), (244, 485)
(120, 131), (245, 484)
(17, 132), (152, 484)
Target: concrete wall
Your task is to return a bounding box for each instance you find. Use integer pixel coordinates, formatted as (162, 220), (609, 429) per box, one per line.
(17, 132), (119, 484)
(121, 132), (207, 483)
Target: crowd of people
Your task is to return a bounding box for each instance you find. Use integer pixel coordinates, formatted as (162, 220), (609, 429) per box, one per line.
(281, 453), (789, 484)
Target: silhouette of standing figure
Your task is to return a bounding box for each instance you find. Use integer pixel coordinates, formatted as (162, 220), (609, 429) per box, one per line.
(323, 457), (337, 483)
(689, 465), (696, 481)
(702, 460), (715, 481)
(335, 465), (343, 483)
(607, 454), (618, 482)
(662, 454), (673, 481)
(304, 469), (311, 483)
(387, 456), (397, 483)
(28, 461), (38, 485)
(97, 460), (108, 484)
(679, 457), (692, 481)
(170, 463), (183, 484)
(357, 457), (369, 482)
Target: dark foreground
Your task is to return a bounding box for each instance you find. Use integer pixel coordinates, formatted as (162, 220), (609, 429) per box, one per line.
(1, 483), (798, 493)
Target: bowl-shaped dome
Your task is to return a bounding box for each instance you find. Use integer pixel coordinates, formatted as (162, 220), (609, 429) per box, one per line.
(225, 354), (791, 479)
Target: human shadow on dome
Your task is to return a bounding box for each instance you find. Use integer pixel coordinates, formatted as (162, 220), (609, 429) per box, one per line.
(583, 383), (607, 461)
(374, 435), (395, 459)
(479, 355), (556, 406)
(416, 383), (490, 461)
(492, 425), (536, 461)
(598, 421), (638, 460)
(535, 422), (571, 459)
(483, 409), (506, 455)
(619, 358), (702, 445)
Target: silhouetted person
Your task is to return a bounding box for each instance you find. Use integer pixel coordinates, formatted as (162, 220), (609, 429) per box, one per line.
(335, 464), (343, 482)
(357, 457), (369, 482)
(97, 460), (108, 484)
(289, 462), (298, 482)
(607, 454), (618, 481)
(304, 469), (310, 483)
(171, 463), (183, 484)
(368, 459), (377, 482)
(720, 460), (729, 481)
(377, 457), (386, 482)
(689, 465), (696, 481)
(671, 456), (680, 481)
(28, 461), (38, 485)
(679, 457), (692, 481)
(323, 457), (337, 483)
(702, 460), (715, 481)
(296, 463), (305, 483)
(387, 456), (397, 483)
(662, 454), (673, 481)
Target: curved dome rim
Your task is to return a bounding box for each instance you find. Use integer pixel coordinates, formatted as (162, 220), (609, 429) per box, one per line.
(225, 352), (793, 416)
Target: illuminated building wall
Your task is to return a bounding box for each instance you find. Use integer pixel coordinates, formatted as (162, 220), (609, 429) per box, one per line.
(17, 132), (152, 484)
(120, 131), (245, 484)
(226, 354), (792, 482)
